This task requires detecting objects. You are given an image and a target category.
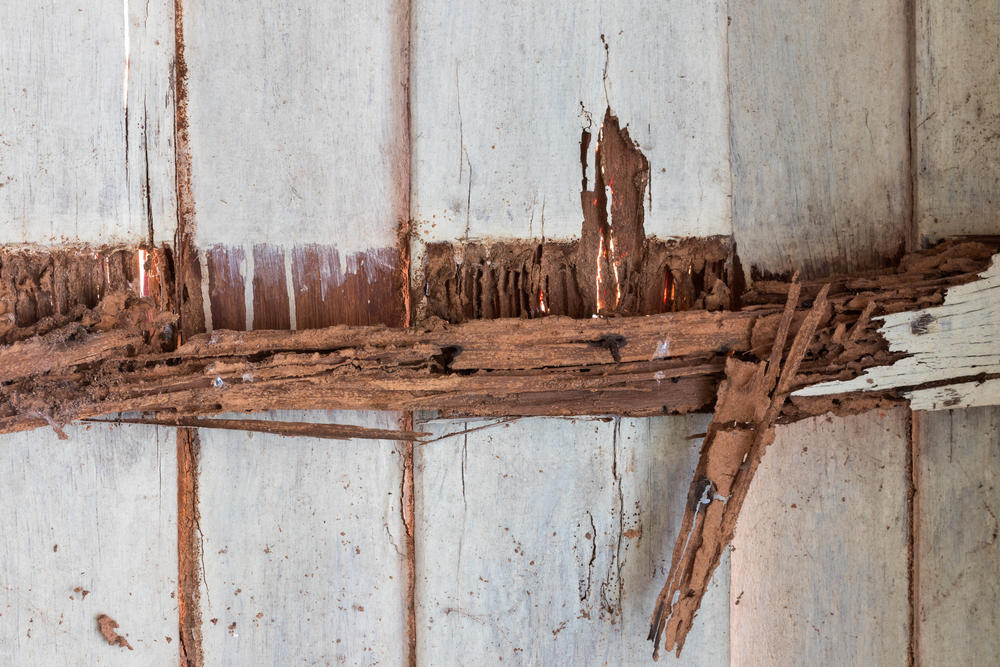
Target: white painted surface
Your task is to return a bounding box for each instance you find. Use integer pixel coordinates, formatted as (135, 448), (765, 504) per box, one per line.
(915, 0), (1000, 244)
(729, 0), (910, 278)
(414, 415), (729, 665)
(0, 1), (175, 245)
(730, 408), (910, 666)
(0, 423), (178, 663)
(915, 407), (1000, 667)
(794, 256), (1000, 397)
(907, 378), (1000, 411)
(197, 410), (409, 667)
(183, 0), (409, 261)
(409, 0), (732, 246)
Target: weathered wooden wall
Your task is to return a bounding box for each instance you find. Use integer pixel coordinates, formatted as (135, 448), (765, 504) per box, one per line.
(2, 0), (999, 663)
(911, 4), (1000, 666)
(414, 415), (729, 665)
(0, 0), (176, 246)
(178, 1), (413, 664)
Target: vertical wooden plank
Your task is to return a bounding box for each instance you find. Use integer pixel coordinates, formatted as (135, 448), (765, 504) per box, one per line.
(914, 407), (1000, 666)
(0, 423), (178, 662)
(196, 410), (409, 666)
(415, 415), (729, 665)
(915, 0), (1000, 244)
(730, 409), (910, 666)
(182, 0), (409, 331)
(410, 0), (732, 248)
(0, 1), (175, 245)
(180, 2), (412, 662)
(729, 0), (911, 279)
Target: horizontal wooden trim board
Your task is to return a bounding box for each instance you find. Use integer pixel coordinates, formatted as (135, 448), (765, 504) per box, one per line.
(0, 238), (995, 438)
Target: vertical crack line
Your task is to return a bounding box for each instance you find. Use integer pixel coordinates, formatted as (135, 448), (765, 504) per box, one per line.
(143, 101), (154, 246)
(400, 412), (416, 667)
(455, 64), (464, 182)
(906, 409), (918, 667)
(122, 0), (130, 193)
(905, 0), (918, 252)
(584, 511), (597, 603)
(613, 418), (625, 612)
(461, 433), (468, 512)
(177, 427), (203, 667)
(464, 154), (472, 240)
(725, 0), (736, 242)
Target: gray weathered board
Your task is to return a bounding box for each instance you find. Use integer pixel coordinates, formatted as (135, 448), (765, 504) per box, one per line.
(0, 423), (178, 664)
(0, 0), (176, 246)
(196, 411), (410, 666)
(179, 1), (412, 664)
(409, 2), (735, 662)
(913, 4), (1000, 665)
(0, 2), (179, 662)
(414, 415), (728, 665)
(914, 407), (1000, 667)
(730, 409), (910, 666)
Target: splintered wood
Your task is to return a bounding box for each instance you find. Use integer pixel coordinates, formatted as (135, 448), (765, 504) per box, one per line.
(647, 283), (830, 659)
(0, 240), (995, 437)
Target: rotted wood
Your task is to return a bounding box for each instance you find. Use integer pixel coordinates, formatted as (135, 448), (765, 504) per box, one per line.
(0, 239), (995, 437)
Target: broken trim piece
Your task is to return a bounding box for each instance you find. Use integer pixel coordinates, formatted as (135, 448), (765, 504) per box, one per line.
(84, 417), (429, 441)
(648, 283), (830, 659)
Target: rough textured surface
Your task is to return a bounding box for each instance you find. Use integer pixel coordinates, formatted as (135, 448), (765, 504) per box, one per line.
(729, 0), (910, 279)
(0, 242), (994, 433)
(0, 1), (176, 245)
(414, 415), (729, 666)
(409, 0), (731, 247)
(730, 408), (910, 666)
(915, 0), (1000, 245)
(794, 247), (1000, 397)
(196, 410), (409, 667)
(0, 423), (177, 664)
(914, 407), (1000, 667)
(422, 236), (737, 321)
(649, 285), (829, 658)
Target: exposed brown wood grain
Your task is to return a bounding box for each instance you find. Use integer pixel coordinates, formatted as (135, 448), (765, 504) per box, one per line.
(251, 245), (291, 330)
(177, 427), (203, 667)
(206, 245), (247, 332)
(291, 245), (407, 329)
(423, 235), (736, 322)
(0, 238), (992, 435)
(85, 416), (429, 441)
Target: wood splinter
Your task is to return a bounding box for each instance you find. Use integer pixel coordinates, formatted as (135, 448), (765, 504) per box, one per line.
(648, 282), (830, 659)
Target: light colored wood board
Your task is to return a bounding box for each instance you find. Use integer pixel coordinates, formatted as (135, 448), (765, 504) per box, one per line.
(182, 0), (409, 257)
(409, 0), (731, 246)
(0, 423), (178, 663)
(914, 407), (1000, 667)
(0, 1), (175, 245)
(730, 408), (909, 666)
(915, 0), (1000, 244)
(414, 415), (730, 665)
(197, 410), (409, 666)
(729, 0), (910, 279)
(795, 255), (1000, 397)
(907, 378), (1000, 411)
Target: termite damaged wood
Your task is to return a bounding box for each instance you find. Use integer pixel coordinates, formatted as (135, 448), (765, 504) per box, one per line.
(0, 239), (996, 437)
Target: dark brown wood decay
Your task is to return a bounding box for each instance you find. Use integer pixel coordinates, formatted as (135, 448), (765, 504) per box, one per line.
(0, 245), (173, 345)
(0, 238), (994, 436)
(422, 236), (738, 322)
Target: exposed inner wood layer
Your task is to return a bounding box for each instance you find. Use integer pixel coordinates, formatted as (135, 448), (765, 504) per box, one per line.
(423, 236), (739, 322)
(0, 239), (993, 436)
